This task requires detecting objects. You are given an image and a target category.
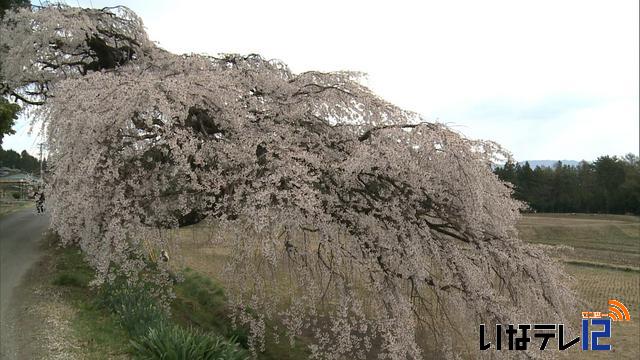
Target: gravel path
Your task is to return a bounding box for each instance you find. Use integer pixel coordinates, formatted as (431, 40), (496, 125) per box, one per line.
(0, 209), (49, 359)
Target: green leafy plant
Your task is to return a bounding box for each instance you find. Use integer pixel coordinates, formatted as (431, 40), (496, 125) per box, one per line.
(98, 280), (167, 339)
(130, 323), (247, 360)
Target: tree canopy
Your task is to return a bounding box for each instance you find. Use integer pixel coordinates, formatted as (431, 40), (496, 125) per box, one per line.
(0, 0), (29, 143)
(0, 147), (40, 172)
(0, 0), (30, 18)
(495, 155), (640, 214)
(0, 97), (19, 144)
(0, 5), (577, 358)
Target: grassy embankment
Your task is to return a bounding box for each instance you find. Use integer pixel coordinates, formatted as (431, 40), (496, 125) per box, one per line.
(44, 235), (296, 359)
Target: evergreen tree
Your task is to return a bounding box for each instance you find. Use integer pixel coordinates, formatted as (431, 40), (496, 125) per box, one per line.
(0, 146), (40, 173)
(494, 155), (639, 214)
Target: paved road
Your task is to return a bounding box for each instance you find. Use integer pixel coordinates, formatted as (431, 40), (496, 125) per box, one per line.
(0, 208), (49, 358)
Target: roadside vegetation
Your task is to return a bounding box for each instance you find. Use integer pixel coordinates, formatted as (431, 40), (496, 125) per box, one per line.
(0, 199), (31, 217)
(34, 235), (130, 359)
(43, 234), (246, 359)
(0, 210), (628, 360)
(46, 233), (309, 359)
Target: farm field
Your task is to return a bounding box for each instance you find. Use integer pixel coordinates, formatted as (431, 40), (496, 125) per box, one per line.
(170, 213), (639, 359)
(517, 214), (639, 359)
(517, 213), (640, 268)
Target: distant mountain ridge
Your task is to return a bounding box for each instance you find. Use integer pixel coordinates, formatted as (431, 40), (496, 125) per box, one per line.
(518, 160), (580, 168)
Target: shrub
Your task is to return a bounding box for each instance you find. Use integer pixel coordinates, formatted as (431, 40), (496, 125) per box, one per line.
(11, 192), (20, 199)
(98, 280), (167, 339)
(130, 323), (247, 360)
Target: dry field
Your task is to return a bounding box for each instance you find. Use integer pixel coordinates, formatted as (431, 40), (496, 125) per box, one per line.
(517, 214), (639, 359)
(168, 214), (639, 358)
(518, 213), (639, 268)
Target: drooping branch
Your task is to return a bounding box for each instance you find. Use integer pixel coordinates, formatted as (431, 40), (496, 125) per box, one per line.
(9, 90), (45, 105)
(358, 122), (433, 142)
(1, 4), (152, 106)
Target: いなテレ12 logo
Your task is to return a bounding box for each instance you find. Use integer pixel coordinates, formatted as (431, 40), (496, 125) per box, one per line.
(480, 299), (631, 352)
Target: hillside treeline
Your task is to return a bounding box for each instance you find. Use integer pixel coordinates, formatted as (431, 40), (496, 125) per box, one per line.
(0, 147), (42, 174)
(494, 154), (640, 214)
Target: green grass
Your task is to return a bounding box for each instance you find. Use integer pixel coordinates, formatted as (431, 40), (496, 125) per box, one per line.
(171, 268), (240, 341)
(49, 243), (247, 359)
(52, 272), (87, 287)
(49, 244), (131, 359)
(171, 268), (311, 360)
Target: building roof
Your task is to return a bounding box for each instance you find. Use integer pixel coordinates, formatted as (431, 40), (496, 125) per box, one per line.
(0, 173), (40, 183)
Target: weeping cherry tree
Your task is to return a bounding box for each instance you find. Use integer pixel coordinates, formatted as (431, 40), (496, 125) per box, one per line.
(0, 5), (577, 359)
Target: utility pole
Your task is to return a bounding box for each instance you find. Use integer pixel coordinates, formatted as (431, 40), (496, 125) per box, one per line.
(38, 142), (44, 182)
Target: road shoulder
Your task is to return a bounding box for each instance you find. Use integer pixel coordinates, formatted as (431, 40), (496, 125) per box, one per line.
(1, 237), (82, 359)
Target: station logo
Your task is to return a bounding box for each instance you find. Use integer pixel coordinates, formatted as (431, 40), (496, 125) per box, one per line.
(480, 299), (631, 352)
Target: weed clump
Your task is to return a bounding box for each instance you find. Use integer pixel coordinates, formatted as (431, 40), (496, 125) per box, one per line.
(97, 275), (247, 359)
(98, 280), (167, 339)
(130, 323), (247, 360)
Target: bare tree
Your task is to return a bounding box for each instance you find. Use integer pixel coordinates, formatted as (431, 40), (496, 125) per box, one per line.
(1, 5), (577, 358)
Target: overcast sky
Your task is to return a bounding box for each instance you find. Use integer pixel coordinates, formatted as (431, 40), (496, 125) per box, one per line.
(4, 0), (638, 161)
